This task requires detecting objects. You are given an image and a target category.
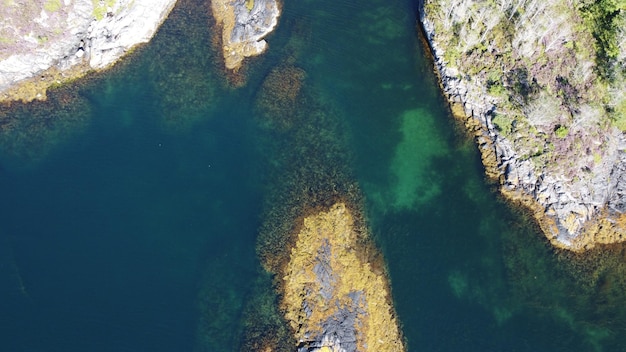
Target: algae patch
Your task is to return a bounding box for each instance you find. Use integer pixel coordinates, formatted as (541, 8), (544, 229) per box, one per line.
(388, 108), (448, 210)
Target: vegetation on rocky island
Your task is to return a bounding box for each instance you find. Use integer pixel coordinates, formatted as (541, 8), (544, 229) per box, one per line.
(251, 43), (405, 348)
(281, 203), (404, 352)
(422, 0), (626, 249)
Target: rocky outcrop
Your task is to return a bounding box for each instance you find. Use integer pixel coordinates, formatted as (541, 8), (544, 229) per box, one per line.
(0, 0), (178, 102)
(210, 0), (280, 70)
(418, 0), (626, 250)
(281, 203), (405, 352)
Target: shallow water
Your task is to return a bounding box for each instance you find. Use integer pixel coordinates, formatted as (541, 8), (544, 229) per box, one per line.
(1, 0), (626, 351)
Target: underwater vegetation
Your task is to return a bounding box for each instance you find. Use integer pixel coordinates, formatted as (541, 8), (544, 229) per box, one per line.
(0, 83), (90, 164)
(237, 270), (293, 352)
(250, 35), (405, 348)
(255, 64), (307, 132)
(145, 0), (220, 131)
(1, 1), (626, 351)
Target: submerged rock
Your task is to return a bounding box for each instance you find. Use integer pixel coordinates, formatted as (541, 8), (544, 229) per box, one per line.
(0, 0), (178, 103)
(255, 64), (306, 131)
(210, 0), (280, 71)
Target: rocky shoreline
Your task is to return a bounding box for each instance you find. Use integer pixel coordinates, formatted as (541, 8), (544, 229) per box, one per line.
(210, 0), (280, 71)
(281, 203), (405, 352)
(0, 0), (178, 103)
(418, 0), (626, 251)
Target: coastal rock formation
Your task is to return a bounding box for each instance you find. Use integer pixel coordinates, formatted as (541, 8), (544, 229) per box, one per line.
(419, 0), (626, 250)
(281, 203), (405, 352)
(210, 0), (280, 70)
(253, 59), (405, 351)
(0, 0), (178, 102)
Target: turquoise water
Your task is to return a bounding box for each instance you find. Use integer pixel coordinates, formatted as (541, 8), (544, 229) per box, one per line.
(2, 0), (626, 351)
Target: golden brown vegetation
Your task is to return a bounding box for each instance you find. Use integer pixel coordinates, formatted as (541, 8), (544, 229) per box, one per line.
(255, 65), (306, 131)
(281, 203), (405, 352)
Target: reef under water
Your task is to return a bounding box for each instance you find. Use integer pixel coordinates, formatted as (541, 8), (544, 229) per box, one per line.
(252, 51), (405, 350)
(2, 0), (626, 352)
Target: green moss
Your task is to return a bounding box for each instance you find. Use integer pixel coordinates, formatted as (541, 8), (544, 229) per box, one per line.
(492, 113), (514, 135)
(44, 0), (62, 12)
(0, 36), (13, 44)
(594, 153), (603, 165)
(611, 98), (626, 131)
(555, 125), (569, 138)
(93, 5), (106, 20)
(488, 83), (507, 97)
(245, 0), (254, 11)
(92, 0), (117, 20)
(443, 47), (461, 66)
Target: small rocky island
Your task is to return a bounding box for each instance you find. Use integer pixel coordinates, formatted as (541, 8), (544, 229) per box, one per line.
(0, 0), (178, 103)
(252, 58), (406, 351)
(210, 0), (280, 71)
(419, 0), (626, 250)
(281, 203), (405, 352)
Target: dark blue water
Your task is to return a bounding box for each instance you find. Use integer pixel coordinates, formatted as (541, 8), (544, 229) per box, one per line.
(0, 69), (262, 350)
(1, 0), (626, 351)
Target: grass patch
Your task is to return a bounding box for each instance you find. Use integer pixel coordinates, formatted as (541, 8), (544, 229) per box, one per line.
(92, 0), (117, 20)
(492, 113), (515, 135)
(0, 36), (14, 44)
(488, 83), (507, 97)
(44, 0), (62, 12)
(555, 125), (569, 138)
(611, 97), (626, 131)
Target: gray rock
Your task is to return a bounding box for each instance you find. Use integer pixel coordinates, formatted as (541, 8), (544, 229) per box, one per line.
(418, 1), (626, 247)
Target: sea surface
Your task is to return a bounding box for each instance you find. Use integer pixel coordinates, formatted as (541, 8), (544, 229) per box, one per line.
(1, 0), (626, 351)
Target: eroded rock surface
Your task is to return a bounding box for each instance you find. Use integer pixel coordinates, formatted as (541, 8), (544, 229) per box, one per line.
(0, 0), (178, 102)
(210, 0), (280, 70)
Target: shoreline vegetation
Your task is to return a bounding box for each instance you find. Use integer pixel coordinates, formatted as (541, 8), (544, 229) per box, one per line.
(209, 0), (280, 72)
(0, 0), (178, 104)
(417, 0), (626, 251)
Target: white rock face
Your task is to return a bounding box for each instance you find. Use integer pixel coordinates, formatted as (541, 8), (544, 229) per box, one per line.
(0, 0), (178, 95)
(87, 1), (177, 69)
